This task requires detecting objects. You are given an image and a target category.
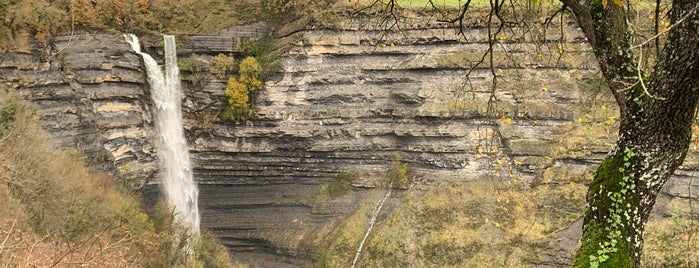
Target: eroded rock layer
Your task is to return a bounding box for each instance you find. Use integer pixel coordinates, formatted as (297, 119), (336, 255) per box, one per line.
(181, 21), (699, 265)
(180, 21), (607, 265)
(1, 34), (158, 188)
(3, 19), (698, 267)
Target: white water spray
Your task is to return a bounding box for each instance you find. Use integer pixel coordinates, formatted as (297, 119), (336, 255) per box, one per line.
(124, 34), (200, 233)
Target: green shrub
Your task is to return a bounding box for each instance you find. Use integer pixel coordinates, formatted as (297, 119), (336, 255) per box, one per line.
(312, 171), (357, 201)
(387, 156), (412, 189)
(194, 230), (241, 268)
(178, 54), (209, 86)
(0, 96), (19, 134)
(243, 34), (282, 81)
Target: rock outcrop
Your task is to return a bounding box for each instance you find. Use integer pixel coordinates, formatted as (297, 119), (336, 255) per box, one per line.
(1, 34), (158, 188)
(3, 18), (698, 267)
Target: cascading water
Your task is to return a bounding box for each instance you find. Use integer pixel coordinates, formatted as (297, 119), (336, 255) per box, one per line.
(124, 34), (200, 233)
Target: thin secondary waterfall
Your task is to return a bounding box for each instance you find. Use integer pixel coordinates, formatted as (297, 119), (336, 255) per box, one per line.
(351, 186), (393, 267)
(124, 34), (200, 233)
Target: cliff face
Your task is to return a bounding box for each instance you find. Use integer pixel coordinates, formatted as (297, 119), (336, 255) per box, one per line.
(181, 21), (598, 261)
(187, 27), (601, 184)
(1, 34), (158, 188)
(184, 22), (699, 265)
(3, 20), (699, 267)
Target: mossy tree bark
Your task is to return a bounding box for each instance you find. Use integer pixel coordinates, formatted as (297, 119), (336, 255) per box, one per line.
(559, 0), (699, 266)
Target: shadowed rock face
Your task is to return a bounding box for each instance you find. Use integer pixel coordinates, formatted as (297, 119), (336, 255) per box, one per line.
(3, 20), (698, 267)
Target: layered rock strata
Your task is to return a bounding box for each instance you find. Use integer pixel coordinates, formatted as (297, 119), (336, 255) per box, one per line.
(1, 34), (157, 188)
(182, 21), (605, 265)
(3, 19), (698, 267)
(181, 20), (699, 265)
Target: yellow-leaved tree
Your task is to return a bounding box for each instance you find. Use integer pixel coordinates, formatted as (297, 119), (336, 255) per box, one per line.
(224, 77), (251, 119)
(211, 54), (236, 79)
(222, 56), (262, 121)
(238, 56), (263, 91)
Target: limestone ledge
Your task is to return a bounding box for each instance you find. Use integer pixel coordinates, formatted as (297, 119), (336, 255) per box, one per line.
(166, 24), (699, 264)
(3, 22), (698, 266)
(2, 34), (157, 189)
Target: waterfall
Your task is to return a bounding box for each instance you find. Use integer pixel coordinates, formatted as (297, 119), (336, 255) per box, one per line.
(124, 34), (200, 234)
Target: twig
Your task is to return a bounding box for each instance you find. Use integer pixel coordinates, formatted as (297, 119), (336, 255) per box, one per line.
(435, 0), (471, 24)
(0, 125), (16, 144)
(485, 0), (505, 117)
(52, 0), (76, 56)
(616, 79), (640, 93)
(632, 2), (699, 49)
(80, 230), (133, 265)
(636, 47), (665, 101)
(543, 5), (567, 27)
(26, 232), (49, 266)
(0, 217), (17, 254)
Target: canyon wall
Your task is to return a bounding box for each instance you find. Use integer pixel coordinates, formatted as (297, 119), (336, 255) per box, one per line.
(0, 34), (158, 188)
(2, 19), (698, 267)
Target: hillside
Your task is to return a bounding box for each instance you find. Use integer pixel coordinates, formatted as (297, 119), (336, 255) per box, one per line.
(0, 94), (239, 267)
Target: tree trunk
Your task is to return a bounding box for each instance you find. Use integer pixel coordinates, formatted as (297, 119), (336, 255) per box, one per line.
(572, 137), (690, 267)
(562, 0), (699, 267)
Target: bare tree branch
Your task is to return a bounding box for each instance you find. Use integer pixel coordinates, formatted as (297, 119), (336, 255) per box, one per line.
(636, 46), (665, 100)
(633, 2), (699, 49)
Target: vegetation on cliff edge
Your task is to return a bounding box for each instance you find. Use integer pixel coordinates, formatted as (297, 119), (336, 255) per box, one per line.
(0, 94), (243, 267)
(0, 0), (263, 52)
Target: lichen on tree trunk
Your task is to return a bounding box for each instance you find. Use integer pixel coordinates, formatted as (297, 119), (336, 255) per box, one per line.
(560, 0), (699, 266)
(574, 133), (690, 267)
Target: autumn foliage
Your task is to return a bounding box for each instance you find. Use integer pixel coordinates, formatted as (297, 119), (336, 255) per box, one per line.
(211, 54), (237, 80)
(222, 57), (263, 121)
(0, 95), (240, 267)
(0, 0), (260, 52)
